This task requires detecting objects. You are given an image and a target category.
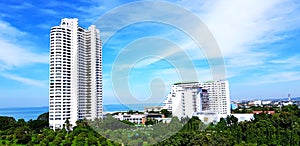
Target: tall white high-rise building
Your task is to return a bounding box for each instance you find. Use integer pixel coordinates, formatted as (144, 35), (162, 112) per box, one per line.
(203, 80), (230, 115)
(49, 18), (102, 130)
(163, 80), (230, 118)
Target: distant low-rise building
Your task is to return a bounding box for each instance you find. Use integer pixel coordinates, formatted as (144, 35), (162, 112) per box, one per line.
(282, 101), (293, 106)
(144, 106), (164, 113)
(253, 100), (262, 106)
(231, 114), (254, 122)
(262, 100), (272, 105)
(113, 113), (165, 125)
(113, 113), (145, 124)
(193, 112), (254, 124)
(253, 110), (275, 114)
(193, 111), (222, 124)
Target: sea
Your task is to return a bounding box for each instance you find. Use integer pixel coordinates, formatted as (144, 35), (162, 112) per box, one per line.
(0, 103), (161, 121)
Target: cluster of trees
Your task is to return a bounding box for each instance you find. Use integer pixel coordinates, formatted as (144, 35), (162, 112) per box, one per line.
(156, 105), (300, 145)
(0, 113), (118, 146)
(88, 114), (183, 145)
(1, 105), (300, 145)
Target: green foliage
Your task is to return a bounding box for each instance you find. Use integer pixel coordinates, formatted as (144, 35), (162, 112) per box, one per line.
(0, 116), (16, 130)
(226, 115), (238, 126)
(0, 112), (119, 146)
(145, 118), (156, 125)
(180, 116), (205, 132)
(14, 126), (31, 144)
(37, 112), (49, 121)
(98, 114), (133, 131)
(27, 119), (48, 132)
(2, 106), (300, 145)
(120, 120), (135, 125)
(156, 105), (300, 146)
(160, 109), (172, 117)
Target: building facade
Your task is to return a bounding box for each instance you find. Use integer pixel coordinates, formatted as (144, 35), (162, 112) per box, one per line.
(113, 113), (165, 125)
(163, 82), (206, 118)
(203, 80), (230, 115)
(49, 18), (102, 129)
(163, 80), (230, 118)
(113, 113), (146, 124)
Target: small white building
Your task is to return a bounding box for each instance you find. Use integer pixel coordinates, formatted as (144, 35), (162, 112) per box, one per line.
(193, 112), (254, 124)
(253, 100), (262, 106)
(231, 114), (254, 122)
(113, 113), (146, 124)
(282, 101), (293, 106)
(192, 111), (223, 124)
(262, 100), (272, 105)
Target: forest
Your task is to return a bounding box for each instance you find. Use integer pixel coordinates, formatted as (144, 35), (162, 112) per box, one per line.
(0, 105), (300, 145)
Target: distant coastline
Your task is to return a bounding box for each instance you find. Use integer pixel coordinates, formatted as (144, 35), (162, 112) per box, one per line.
(0, 103), (162, 121)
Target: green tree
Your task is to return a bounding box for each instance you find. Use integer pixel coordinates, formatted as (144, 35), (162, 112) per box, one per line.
(28, 119), (48, 132)
(37, 112), (49, 121)
(14, 126), (31, 144)
(121, 120), (135, 125)
(226, 115), (238, 126)
(16, 119), (26, 127)
(160, 109), (172, 117)
(0, 116), (16, 130)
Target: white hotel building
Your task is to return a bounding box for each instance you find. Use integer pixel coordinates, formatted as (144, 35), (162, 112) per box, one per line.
(49, 18), (103, 129)
(163, 80), (230, 118)
(204, 80), (230, 115)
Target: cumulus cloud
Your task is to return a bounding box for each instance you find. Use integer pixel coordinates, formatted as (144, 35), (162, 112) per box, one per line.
(0, 20), (48, 86)
(0, 39), (48, 70)
(0, 20), (48, 69)
(193, 0), (300, 63)
(170, 0), (300, 85)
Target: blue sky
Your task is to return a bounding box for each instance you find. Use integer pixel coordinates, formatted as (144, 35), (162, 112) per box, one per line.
(0, 0), (300, 107)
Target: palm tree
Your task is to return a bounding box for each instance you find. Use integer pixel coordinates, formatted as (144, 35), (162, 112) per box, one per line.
(65, 119), (72, 131)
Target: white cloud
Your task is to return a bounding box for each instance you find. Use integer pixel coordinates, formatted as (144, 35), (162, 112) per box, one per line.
(270, 55), (300, 68)
(176, 0), (300, 67)
(0, 73), (47, 87)
(97, 1), (300, 70)
(155, 67), (213, 82)
(9, 2), (34, 9)
(36, 23), (52, 30)
(134, 58), (161, 68)
(39, 8), (58, 15)
(0, 19), (48, 88)
(0, 39), (48, 70)
(0, 20), (48, 70)
(0, 20), (26, 39)
(72, 0), (300, 100)
(226, 51), (272, 68)
(244, 71), (300, 85)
